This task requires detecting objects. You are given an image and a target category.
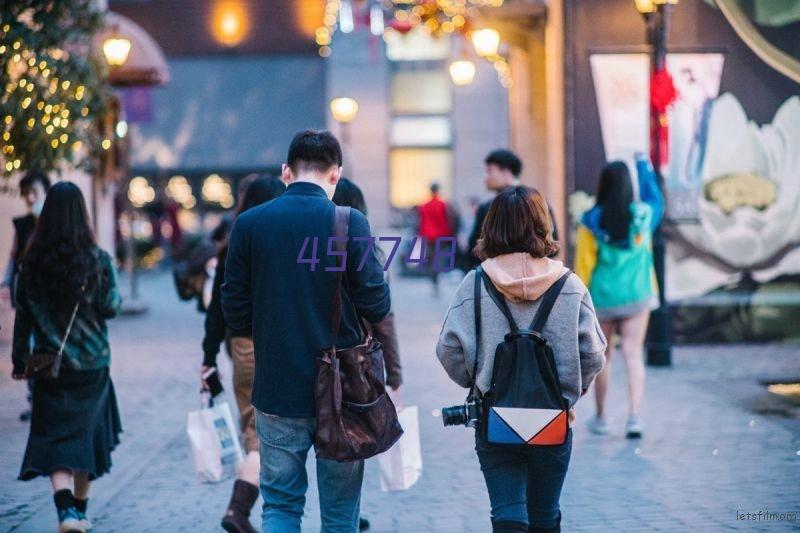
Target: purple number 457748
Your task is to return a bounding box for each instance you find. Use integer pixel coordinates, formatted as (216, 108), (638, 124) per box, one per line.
(296, 236), (458, 273)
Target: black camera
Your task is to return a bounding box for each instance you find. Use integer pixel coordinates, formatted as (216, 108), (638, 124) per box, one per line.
(441, 398), (482, 427)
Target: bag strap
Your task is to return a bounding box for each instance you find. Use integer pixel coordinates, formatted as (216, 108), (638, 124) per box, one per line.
(467, 266), (482, 399)
(51, 283), (85, 376)
(329, 206), (351, 350)
(529, 271), (571, 334)
(479, 268), (519, 332)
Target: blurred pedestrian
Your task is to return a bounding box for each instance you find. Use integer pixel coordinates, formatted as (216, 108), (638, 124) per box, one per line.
(575, 156), (664, 438)
(11, 182), (122, 533)
(2, 171), (52, 422)
(417, 182), (458, 295)
(201, 176), (285, 533)
(222, 131), (390, 532)
(1, 171), (51, 307)
(467, 150), (559, 268)
(437, 186), (606, 532)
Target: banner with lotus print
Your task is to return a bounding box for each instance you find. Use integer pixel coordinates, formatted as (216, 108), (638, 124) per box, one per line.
(587, 52), (800, 340)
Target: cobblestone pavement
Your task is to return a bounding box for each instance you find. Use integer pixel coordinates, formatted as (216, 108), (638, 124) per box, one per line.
(1, 270), (799, 532)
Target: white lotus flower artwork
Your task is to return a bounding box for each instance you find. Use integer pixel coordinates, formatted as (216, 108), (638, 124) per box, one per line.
(667, 94), (800, 300)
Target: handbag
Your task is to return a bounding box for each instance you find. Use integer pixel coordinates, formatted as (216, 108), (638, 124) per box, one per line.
(314, 206), (404, 462)
(24, 285), (84, 380)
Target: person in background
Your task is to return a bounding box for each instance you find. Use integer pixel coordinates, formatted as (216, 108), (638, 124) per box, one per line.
(332, 177), (403, 532)
(222, 130), (390, 532)
(12, 182), (122, 533)
(575, 156), (664, 439)
(437, 186), (606, 533)
(1, 171), (51, 307)
(467, 150), (559, 268)
(210, 173), (261, 249)
(201, 176), (286, 533)
(1, 171), (52, 423)
(417, 182), (458, 295)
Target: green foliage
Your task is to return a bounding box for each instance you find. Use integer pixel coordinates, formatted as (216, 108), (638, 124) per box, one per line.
(0, 0), (109, 178)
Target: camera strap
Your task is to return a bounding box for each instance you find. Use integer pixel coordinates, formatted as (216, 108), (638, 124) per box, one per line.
(467, 266), (482, 401)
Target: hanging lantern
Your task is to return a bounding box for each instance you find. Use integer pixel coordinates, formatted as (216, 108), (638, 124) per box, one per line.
(471, 28), (500, 57)
(103, 32), (132, 66)
(449, 60), (476, 86)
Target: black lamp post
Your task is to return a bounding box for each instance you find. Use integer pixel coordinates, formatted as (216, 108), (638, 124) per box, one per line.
(636, 0), (677, 366)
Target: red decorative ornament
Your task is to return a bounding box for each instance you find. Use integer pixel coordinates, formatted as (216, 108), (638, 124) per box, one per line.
(649, 67), (678, 168)
(650, 68), (678, 114)
(388, 19), (414, 34)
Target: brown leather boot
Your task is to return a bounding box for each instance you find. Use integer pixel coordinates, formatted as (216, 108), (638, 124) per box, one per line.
(221, 480), (259, 533)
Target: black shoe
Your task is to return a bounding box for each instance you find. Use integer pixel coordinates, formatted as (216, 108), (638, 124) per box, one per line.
(359, 517), (371, 530)
(19, 409), (31, 421)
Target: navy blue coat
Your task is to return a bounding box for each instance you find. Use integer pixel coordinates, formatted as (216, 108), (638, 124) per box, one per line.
(221, 181), (391, 417)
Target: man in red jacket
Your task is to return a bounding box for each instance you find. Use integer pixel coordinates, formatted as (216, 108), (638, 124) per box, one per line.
(418, 183), (458, 294)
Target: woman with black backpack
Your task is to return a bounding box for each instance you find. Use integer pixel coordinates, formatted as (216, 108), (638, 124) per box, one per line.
(436, 186), (607, 533)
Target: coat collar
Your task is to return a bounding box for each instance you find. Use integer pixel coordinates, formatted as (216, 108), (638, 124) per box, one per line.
(284, 181), (328, 199)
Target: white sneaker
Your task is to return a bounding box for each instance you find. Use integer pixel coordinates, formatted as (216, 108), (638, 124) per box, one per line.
(626, 415), (644, 439)
(588, 415), (609, 435)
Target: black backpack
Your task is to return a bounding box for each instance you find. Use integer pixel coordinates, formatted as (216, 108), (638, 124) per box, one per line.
(473, 266), (571, 448)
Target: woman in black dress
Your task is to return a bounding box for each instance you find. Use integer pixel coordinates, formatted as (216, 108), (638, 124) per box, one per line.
(12, 181), (122, 533)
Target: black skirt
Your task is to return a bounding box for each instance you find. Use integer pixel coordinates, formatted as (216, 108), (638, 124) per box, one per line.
(19, 366), (122, 481)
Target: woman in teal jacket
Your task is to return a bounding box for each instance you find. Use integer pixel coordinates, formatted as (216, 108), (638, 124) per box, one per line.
(575, 156), (664, 439)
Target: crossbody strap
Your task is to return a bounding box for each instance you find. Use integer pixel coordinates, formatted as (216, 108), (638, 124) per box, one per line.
(328, 206), (351, 350)
(51, 283), (85, 375)
(529, 271), (571, 334)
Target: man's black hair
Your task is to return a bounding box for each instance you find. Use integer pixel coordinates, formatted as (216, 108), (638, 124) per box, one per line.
(19, 171), (52, 194)
(430, 182), (440, 194)
(485, 149), (522, 177)
(287, 130), (343, 174)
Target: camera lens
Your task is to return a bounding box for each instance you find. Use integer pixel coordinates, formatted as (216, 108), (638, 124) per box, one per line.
(441, 405), (468, 426)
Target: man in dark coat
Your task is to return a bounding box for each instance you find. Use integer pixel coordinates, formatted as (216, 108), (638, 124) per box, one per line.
(466, 149), (559, 268)
(222, 130), (390, 532)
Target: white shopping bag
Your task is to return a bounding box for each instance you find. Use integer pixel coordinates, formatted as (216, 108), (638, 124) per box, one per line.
(187, 395), (244, 483)
(377, 406), (422, 491)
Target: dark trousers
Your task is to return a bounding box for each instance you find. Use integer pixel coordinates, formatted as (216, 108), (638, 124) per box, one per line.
(476, 430), (572, 532)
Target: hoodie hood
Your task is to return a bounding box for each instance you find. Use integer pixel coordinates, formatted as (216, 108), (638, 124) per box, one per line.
(481, 253), (569, 303)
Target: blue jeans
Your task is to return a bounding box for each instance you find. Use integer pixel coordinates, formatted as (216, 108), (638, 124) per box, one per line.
(476, 430), (572, 530)
(255, 410), (364, 533)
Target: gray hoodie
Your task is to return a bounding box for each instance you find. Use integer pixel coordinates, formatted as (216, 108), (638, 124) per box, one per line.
(436, 253), (607, 408)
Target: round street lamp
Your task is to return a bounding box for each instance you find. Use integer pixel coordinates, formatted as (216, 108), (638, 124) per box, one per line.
(102, 29), (132, 67)
(635, 0), (679, 15)
(330, 97), (359, 123)
(471, 28), (501, 57)
(449, 59), (476, 86)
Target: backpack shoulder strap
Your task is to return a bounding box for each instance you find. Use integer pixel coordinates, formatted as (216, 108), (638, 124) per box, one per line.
(468, 266), (482, 396)
(480, 268), (519, 331)
(529, 271), (571, 334)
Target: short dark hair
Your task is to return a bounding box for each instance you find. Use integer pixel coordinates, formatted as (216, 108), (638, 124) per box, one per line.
(475, 186), (559, 260)
(287, 129), (342, 174)
(19, 171), (52, 194)
(430, 182), (440, 194)
(485, 149), (522, 177)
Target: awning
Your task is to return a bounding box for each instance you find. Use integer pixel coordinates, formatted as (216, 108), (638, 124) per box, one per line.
(93, 11), (170, 87)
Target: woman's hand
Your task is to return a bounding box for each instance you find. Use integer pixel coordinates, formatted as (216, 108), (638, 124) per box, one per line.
(568, 408), (576, 425)
(200, 365), (215, 390)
